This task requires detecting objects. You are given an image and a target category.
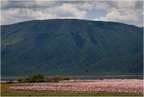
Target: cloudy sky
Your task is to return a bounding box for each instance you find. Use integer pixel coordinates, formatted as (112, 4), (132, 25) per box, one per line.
(1, 0), (143, 27)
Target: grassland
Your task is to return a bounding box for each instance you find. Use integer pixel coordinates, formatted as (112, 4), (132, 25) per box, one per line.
(2, 91), (143, 96)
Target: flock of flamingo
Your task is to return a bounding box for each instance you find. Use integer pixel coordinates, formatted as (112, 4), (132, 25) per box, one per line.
(9, 79), (143, 94)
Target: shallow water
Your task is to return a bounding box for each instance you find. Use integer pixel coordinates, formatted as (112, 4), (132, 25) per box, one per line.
(1, 75), (143, 81)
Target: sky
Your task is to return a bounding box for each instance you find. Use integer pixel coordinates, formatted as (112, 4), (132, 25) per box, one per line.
(0, 0), (143, 27)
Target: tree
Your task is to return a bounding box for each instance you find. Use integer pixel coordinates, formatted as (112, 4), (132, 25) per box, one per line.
(25, 74), (45, 83)
(17, 78), (24, 83)
(17, 74), (69, 83)
(73, 76), (77, 82)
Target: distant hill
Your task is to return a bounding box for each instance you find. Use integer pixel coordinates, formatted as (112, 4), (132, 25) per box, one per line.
(1, 19), (143, 76)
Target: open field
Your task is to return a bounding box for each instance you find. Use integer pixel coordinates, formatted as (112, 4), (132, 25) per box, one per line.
(1, 91), (143, 96)
(1, 79), (143, 96)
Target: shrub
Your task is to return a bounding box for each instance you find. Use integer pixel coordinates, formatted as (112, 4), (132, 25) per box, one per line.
(17, 74), (69, 83)
(73, 76), (77, 82)
(17, 78), (24, 83)
(98, 76), (104, 80)
(6, 80), (13, 84)
(63, 76), (70, 80)
(50, 75), (63, 82)
(50, 75), (70, 82)
(44, 76), (49, 82)
(25, 77), (36, 83)
(25, 74), (45, 83)
(36, 79), (45, 82)
(32, 74), (45, 80)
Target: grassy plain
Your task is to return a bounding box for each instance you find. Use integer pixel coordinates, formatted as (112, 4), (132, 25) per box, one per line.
(1, 83), (143, 96)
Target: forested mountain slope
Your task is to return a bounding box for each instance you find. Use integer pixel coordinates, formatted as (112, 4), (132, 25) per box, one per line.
(1, 19), (143, 76)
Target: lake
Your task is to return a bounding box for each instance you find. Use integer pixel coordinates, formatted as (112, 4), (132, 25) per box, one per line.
(1, 75), (143, 81)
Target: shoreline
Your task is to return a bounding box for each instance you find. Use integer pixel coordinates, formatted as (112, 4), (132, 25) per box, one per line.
(1, 74), (143, 81)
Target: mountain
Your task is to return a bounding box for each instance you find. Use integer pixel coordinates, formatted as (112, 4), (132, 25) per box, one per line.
(1, 19), (143, 77)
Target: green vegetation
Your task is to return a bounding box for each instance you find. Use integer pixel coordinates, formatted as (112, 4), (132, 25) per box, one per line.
(16, 74), (69, 83)
(98, 76), (104, 80)
(17, 78), (24, 83)
(1, 91), (143, 96)
(50, 75), (69, 82)
(1, 19), (143, 76)
(5, 80), (14, 84)
(24, 74), (45, 83)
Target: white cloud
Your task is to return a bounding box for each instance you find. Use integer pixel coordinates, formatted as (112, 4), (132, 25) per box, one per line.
(1, 1), (87, 25)
(94, 2), (111, 11)
(99, 9), (138, 21)
(78, 2), (95, 10)
(94, 1), (143, 27)
(1, 1), (143, 27)
(45, 3), (87, 18)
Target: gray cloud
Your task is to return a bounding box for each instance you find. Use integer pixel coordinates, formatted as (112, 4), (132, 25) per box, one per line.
(1, 1), (61, 9)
